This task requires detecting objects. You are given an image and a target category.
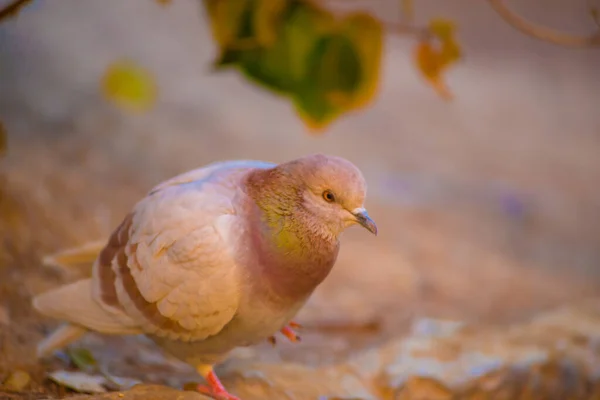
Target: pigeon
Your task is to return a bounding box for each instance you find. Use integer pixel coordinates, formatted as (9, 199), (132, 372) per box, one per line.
(32, 154), (377, 400)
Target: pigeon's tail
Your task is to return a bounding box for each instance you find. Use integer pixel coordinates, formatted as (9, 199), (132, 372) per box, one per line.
(32, 278), (141, 358)
(42, 241), (107, 278)
(36, 322), (87, 359)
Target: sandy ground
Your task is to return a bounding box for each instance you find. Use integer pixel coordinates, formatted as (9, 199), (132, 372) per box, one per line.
(0, 0), (599, 398)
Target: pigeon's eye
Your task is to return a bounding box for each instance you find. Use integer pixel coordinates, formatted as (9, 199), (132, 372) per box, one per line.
(322, 190), (336, 203)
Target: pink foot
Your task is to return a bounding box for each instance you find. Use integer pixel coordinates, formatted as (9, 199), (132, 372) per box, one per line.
(267, 321), (302, 345)
(196, 370), (240, 400)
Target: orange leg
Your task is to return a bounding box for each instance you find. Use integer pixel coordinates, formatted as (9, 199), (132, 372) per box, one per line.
(267, 321), (302, 345)
(196, 365), (240, 400)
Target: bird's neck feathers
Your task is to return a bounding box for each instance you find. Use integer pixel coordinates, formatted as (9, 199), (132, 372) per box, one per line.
(244, 168), (339, 297)
(246, 167), (336, 253)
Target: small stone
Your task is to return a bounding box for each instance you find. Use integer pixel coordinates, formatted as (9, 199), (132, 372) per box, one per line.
(2, 370), (31, 391)
(394, 376), (454, 400)
(48, 370), (107, 394)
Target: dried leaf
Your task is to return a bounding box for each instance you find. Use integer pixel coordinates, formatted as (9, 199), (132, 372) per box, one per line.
(415, 41), (452, 100)
(591, 6), (600, 27)
(48, 371), (107, 394)
(414, 18), (461, 100)
(155, 0), (173, 5)
(101, 60), (157, 112)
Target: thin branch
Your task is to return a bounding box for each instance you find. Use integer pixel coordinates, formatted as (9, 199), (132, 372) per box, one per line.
(383, 20), (431, 40)
(0, 0), (33, 23)
(590, 5), (600, 27)
(325, 1), (431, 40)
(488, 0), (600, 48)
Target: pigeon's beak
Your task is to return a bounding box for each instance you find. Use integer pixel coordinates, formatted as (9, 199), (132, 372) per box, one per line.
(352, 208), (378, 236)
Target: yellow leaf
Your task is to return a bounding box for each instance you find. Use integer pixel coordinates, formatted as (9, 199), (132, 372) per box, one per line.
(2, 370), (31, 391)
(429, 18), (456, 41)
(155, 0), (173, 6)
(442, 40), (461, 63)
(429, 17), (462, 67)
(203, 0), (252, 48)
(415, 41), (452, 100)
(252, 0), (289, 47)
(415, 41), (438, 80)
(414, 18), (461, 100)
(101, 60), (157, 112)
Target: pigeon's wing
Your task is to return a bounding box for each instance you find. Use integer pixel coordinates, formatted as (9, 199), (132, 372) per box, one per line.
(92, 163), (268, 342)
(149, 160), (275, 195)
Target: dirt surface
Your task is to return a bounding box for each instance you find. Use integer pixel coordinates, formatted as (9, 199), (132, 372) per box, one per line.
(1, 0), (600, 399)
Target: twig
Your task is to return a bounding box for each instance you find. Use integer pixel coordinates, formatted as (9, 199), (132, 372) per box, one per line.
(0, 0), (33, 23)
(488, 0), (600, 48)
(324, 0), (431, 40)
(590, 3), (600, 27)
(384, 21), (431, 40)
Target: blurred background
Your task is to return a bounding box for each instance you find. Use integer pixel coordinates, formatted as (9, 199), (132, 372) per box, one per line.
(0, 0), (599, 398)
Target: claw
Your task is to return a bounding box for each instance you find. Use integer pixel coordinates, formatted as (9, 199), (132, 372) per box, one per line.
(280, 325), (301, 343)
(266, 321), (302, 345)
(288, 321), (302, 329)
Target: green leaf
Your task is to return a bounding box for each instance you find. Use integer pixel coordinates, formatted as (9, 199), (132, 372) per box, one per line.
(292, 87), (341, 132)
(235, 2), (334, 94)
(312, 34), (362, 95)
(338, 13), (384, 109)
(283, 2), (334, 83)
(292, 34), (359, 131)
(252, 0), (290, 47)
(292, 12), (383, 131)
(67, 348), (98, 372)
(204, 0), (384, 132)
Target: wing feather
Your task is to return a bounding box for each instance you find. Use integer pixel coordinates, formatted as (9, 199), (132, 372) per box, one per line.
(92, 161), (271, 342)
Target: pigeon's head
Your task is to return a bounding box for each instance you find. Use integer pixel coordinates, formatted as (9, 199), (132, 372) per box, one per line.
(281, 154), (377, 237)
